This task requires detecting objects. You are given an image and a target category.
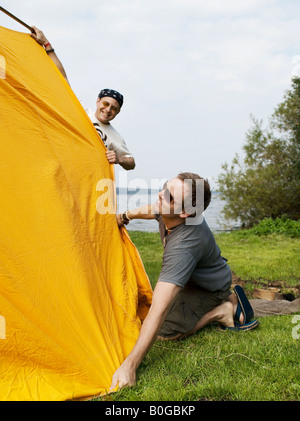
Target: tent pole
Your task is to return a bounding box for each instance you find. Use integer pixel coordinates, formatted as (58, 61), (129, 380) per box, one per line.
(0, 6), (33, 32)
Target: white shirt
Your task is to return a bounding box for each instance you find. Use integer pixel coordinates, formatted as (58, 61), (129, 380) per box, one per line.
(85, 108), (133, 159)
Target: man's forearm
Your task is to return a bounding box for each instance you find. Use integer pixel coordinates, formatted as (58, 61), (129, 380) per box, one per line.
(110, 282), (181, 390)
(118, 156), (135, 170)
(117, 204), (157, 227)
(31, 26), (69, 84)
(46, 50), (69, 83)
(123, 303), (167, 370)
(126, 204), (157, 220)
(109, 305), (164, 389)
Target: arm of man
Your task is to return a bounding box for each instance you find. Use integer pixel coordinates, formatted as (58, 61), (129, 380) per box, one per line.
(118, 156), (135, 170)
(117, 204), (158, 227)
(106, 150), (136, 170)
(31, 26), (69, 84)
(110, 281), (181, 390)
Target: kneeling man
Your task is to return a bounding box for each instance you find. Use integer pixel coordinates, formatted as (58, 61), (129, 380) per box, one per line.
(111, 172), (258, 390)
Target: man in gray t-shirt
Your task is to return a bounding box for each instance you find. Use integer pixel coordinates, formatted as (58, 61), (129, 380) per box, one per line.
(157, 214), (232, 292)
(110, 172), (258, 391)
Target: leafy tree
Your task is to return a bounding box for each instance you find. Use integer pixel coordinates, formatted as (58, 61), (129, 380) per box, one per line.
(218, 77), (300, 227)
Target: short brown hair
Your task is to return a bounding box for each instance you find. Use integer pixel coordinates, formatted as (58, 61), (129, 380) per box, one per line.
(177, 172), (211, 216)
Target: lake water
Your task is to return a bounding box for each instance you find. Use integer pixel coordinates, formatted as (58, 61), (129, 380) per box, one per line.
(117, 190), (240, 233)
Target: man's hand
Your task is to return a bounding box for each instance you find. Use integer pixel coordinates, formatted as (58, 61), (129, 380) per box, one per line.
(106, 150), (135, 170)
(109, 362), (136, 391)
(106, 150), (118, 164)
(30, 26), (48, 46)
(116, 213), (127, 227)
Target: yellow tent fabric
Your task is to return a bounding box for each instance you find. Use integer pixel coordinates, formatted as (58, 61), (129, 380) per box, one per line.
(0, 26), (152, 401)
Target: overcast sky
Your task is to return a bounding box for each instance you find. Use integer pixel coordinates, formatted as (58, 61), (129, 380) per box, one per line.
(1, 0), (300, 189)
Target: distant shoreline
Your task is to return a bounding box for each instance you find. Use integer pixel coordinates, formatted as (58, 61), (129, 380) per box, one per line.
(116, 187), (220, 195)
(116, 190), (240, 233)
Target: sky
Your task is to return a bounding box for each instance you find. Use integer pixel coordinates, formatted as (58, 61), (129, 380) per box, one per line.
(1, 0), (300, 190)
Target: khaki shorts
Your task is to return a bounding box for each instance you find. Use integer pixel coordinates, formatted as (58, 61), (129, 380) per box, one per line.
(158, 282), (231, 338)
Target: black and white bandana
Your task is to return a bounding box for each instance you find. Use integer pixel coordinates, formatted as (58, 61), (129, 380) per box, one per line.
(98, 89), (124, 108)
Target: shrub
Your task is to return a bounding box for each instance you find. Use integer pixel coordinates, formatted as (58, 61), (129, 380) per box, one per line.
(218, 77), (300, 227)
(245, 216), (300, 238)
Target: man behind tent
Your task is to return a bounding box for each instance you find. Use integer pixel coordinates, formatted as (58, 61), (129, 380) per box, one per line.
(31, 26), (136, 171)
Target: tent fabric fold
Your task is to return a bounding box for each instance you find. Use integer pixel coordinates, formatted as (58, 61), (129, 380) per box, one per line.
(0, 26), (152, 401)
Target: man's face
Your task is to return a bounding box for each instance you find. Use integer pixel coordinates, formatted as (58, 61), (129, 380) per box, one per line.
(157, 178), (186, 217)
(95, 97), (120, 124)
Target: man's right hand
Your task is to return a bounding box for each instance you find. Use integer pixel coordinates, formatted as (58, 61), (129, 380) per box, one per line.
(116, 213), (129, 227)
(109, 362), (136, 391)
(30, 26), (48, 46)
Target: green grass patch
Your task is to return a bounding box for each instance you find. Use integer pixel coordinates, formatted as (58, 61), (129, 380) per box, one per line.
(98, 229), (300, 401)
(104, 315), (300, 401)
(215, 231), (300, 291)
(130, 229), (300, 292)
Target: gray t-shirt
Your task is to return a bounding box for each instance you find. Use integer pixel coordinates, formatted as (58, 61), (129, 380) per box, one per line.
(156, 215), (232, 292)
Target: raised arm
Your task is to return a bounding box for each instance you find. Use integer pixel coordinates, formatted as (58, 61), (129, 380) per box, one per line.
(106, 151), (136, 170)
(117, 203), (158, 227)
(30, 26), (69, 84)
(118, 156), (135, 170)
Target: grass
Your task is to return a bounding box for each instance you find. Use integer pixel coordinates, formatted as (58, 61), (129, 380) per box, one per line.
(109, 317), (299, 401)
(99, 229), (300, 402)
(130, 229), (300, 293)
(214, 231), (300, 293)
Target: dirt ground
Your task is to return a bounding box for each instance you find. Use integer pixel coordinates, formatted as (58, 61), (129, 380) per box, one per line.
(231, 272), (300, 317)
